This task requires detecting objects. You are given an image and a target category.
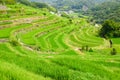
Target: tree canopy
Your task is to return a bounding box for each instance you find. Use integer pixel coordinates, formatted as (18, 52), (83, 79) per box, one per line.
(0, 0), (16, 4)
(99, 20), (120, 38)
(86, 1), (120, 23)
(17, 0), (56, 12)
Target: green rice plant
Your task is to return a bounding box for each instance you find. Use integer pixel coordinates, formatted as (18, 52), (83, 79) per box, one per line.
(0, 60), (51, 80)
(50, 56), (120, 80)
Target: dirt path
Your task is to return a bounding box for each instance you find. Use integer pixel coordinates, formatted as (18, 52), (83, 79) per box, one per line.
(12, 16), (45, 25)
(0, 16), (45, 30)
(0, 39), (9, 43)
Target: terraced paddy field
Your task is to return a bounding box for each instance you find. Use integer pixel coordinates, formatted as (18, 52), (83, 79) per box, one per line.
(0, 4), (120, 80)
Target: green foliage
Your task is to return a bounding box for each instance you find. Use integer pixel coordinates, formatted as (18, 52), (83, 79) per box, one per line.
(53, 0), (110, 12)
(69, 19), (73, 23)
(0, 21), (12, 25)
(0, 2), (120, 80)
(17, 0), (32, 6)
(17, 0), (56, 12)
(10, 40), (20, 46)
(89, 48), (93, 52)
(33, 2), (56, 12)
(81, 46), (85, 51)
(61, 12), (70, 18)
(86, 1), (120, 23)
(111, 48), (117, 55)
(0, 0), (16, 4)
(99, 20), (120, 38)
(85, 45), (89, 51)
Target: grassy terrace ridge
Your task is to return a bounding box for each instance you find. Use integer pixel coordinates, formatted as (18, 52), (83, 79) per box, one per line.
(0, 3), (120, 80)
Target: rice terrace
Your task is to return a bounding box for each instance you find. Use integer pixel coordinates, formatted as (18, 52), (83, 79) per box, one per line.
(0, 0), (120, 80)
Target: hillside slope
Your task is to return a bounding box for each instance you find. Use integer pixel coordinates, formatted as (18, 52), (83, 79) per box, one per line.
(86, 1), (120, 23)
(0, 1), (120, 80)
(30, 0), (113, 12)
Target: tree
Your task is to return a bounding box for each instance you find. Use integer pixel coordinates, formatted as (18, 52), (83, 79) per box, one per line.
(17, 0), (57, 12)
(99, 20), (120, 38)
(86, 1), (120, 23)
(17, 0), (32, 6)
(100, 20), (114, 38)
(0, 0), (16, 4)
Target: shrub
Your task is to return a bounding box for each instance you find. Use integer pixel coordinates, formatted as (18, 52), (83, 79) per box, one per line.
(111, 48), (117, 55)
(10, 40), (20, 46)
(69, 19), (73, 23)
(89, 48), (93, 52)
(6, 14), (10, 18)
(43, 13), (46, 15)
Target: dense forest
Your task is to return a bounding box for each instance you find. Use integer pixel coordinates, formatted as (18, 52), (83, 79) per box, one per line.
(0, 0), (56, 12)
(86, 0), (120, 23)
(0, 0), (16, 4)
(30, 0), (120, 23)
(18, 0), (56, 12)
(53, 0), (108, 11)
(30, 0), (112, 11)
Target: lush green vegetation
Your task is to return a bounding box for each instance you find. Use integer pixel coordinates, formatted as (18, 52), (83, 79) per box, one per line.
(0, 0), (16, 4)
(86, 0), (120, 23)
(99, 20), (120, 38)
(17, 0), (56, 12)
(0, 1), (120, 80)
(31, 0), (120, 23)
(31, 0), (112, 12)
